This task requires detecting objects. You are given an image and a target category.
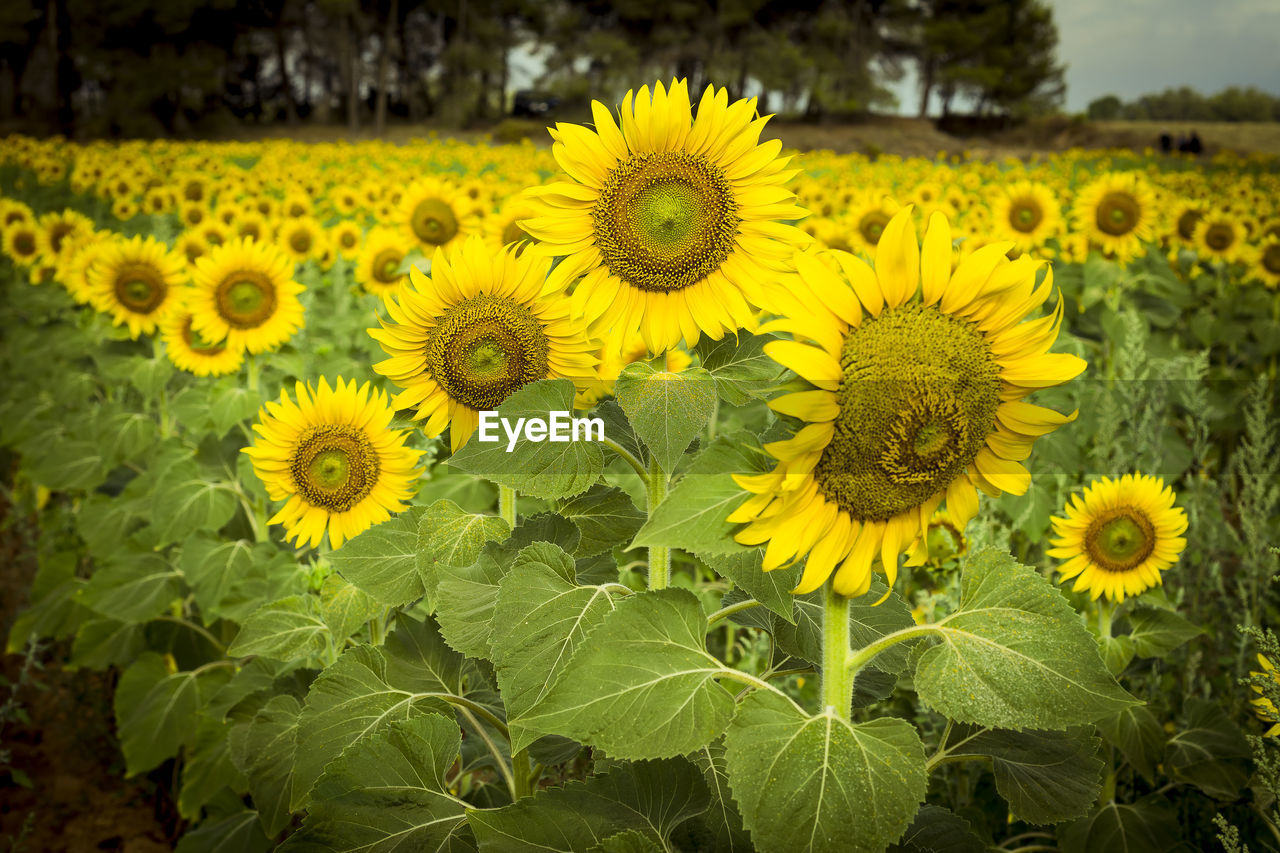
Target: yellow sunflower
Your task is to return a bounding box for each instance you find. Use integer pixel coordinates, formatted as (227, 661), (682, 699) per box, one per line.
(161, 311), (246, 376)
(354, 226), (410, 297)
(86, 235), (186, 338)
(244, 377), (424, 549)
(57, 235), (106, 305)
(1250, 237), (1280, 288)
(520, 79), (810, 353)
(1071, 172), (1157, 263)
(331, 220), (364, 261)
(1249, 654), (1280, 737)
(484, 195), (537, 256)
(1192, 214), (1245, 263)
(369, 236), (598, 452)
(731, 207), (1085, 597)
(1048, 472), (1188, 602)
(398, 177), (480, 254)
(2, 222), (43, 268)
(188, 237), (305, 354)
(276, 215), (328, 264)
(990, 181), (1062, 253)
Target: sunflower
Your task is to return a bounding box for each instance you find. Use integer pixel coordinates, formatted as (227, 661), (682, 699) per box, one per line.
(277, 215), (327, 264)
(244, 377), (423, 549)
(354, 226), (410, 297)
(2, 222), (42, 268)
(86, 235), (186, 338)
(1071, 172), (1157, 263)
(990, 181), (1062, 253)
(398, 177), (480, 254)
(1192, 214), (1245, 263)
(58, 235), (106, 305)
(369, 236), (599, 452)
(1250, 237), (1280, 288)
(484, 196), (537, 256)
(174, 231), (207, 267)
(188, 237), (305, 354)
(161, 311), (245, 376)
(234, 211), (271, 244)
(520, 79), (810, 353)
(1048, 472), (1188, 602)
(844, 192), (900, 258)
(39, 210), (93, 259)
(1249, 654), (1280, 737)
(179, 200), (208, 230)
(331, 220), (364, 261)
(731, 207), (1085, 597)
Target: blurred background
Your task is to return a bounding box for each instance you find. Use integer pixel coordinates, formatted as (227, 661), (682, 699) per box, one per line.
(1, 0), (1278, 154)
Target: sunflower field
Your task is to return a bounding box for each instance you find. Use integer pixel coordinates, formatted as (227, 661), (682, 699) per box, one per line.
(2, 80), (1280, 853)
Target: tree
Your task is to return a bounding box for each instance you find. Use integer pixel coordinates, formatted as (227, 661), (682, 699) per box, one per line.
(1087, 94), (1121, 121)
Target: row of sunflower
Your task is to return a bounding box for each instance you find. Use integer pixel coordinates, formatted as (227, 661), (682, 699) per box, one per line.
(0, 80), (1277, 852)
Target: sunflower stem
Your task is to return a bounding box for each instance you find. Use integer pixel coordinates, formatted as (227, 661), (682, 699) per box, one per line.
(499, 485), (517, 528)
(821, 579), (854, 718)
(646, 457), (670, 590)
(511, 747), (536, 799)
(246, 353), (260, 393)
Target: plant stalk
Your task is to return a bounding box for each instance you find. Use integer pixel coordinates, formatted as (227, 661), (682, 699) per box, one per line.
(647, 456), (670, 590)
(499, 484), (517, 528)
(821, 579), (853, 717)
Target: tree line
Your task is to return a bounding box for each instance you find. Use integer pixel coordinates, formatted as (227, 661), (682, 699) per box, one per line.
(1087, 87), (1280, 123)
(0, 0), (1066, 138)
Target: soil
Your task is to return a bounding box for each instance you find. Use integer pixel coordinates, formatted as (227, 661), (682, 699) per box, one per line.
(1, 492), (177, 853)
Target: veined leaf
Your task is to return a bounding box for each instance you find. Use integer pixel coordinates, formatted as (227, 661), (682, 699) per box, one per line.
(330, 507), (427, 608)
(614, 363), (718, 474)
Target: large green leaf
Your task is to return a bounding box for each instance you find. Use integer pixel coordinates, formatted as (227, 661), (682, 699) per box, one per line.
(614, 362), (718, 474)
(291, 614), (464, 810)
(1165, 697), (1251, 800)
(69, 617), (147, 670)
(330, 508), (427, 608)
(320, 573), (381, 644)
(687, 740), (753, 853)
(558, 485), (646, 559)
(724, 690), (927, 853)
(944, 726), (1103, 824)
(701, 550), (799, 622)
(280, 715), (473, 853)
(227, 595), (331, 662)
(236, 695), (302, 837)
(694, 332), (785, 406)
(174, 810), (271, 853)
(513, 589), (735, 758)
(434, 544), (510, 658)
(490, 544), (618, 748)
(416, 499), (511, 600)
(114, 653), (232, 777)
(911, 549), (1137, 730)
(79, 552), (184, 623)
(209, 384), (263, 436)
(180, 536), (260, 619)
(449, 379), (604, 500)
(151, 476), (239, 546)
(468, 758), (709, 852)
(1095, 705), (1165, 782)
(179, 716), (246, 820)
(27, 438), (108, 491)
(1124, 607), (1202, 659)
(1057, 799), (1182, 853)
(888, 805), (986, 853)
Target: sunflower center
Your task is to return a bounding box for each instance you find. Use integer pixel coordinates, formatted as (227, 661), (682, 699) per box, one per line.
(1011, 200), (1043, 233)
(1096, 192), (1139, 237)
(216, 273), (278, 329)
(813, 303), (1001, 522)
(373, 249), (403, 284)
(289, 230), (311, 254)
(1177, 210), (1202, 240)
(13, 232), (36, 257)
(290, 425), (379, 513)
(593, 151), (740, 293)
(424, 293), (550, 411)
(1085, 508), (1155, 572)
(502, 220), (530, 249)
(859, 210), (890, 244)
(411, 198), (459, 246)
(1264, 244), (1280, 275)
(49, 224), (73, 254)
(181, 316), (224, 354)
(113, 265), (167, 313)
(1204, 224), (1234, 252)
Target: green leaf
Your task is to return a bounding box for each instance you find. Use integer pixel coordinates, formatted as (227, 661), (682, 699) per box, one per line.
(228, 595), (331, 662)
(434, 545), (509, 658)
(1165, 697), (1251, 800)
(694, 332), (784, 406)
(320, 573), (381, 643)
(207, 658), (293, 722)
(490, 544), (618, 746)
(449, 379), (604, 500)
(688, 740), (753, 853)
(79, 552), (184, 623)
(724, 690), (927, 853)
(945, 726), (1103, 824)
(513, 589), (735, 758)
(281, 715), (473, 853)
(237, 695), (302, 836)
(591, 830), (663, 853)
(330, 508), (426, 608)
(1057, 799), (1182, 853)
(69, 617), (147, 670)
(151, 476), (239, 546)
(174, 810), (271, 853)
(131, 356), (173, 400)
(631, 475), (748, 556)
(114, 653), (231, 776)
(291, 614), (464, 810)
(209, 384), (263, 436)
(416, 499), (510, 601)
(180, 716), (246, 820)
(468, 758), (709, 852)
(1095, 705), (1166, 782)
(1124, 607), (1202, 658)
(701, 550), (799, 622)
(1098, 635), (1135, 676)
(179, 536), (264, 620)
(911, 549), (1137, 730)
(26, 438), (107, 491)
(614, 362), (717, 474)
(558, 485), (646, 558)
(96, 409), (158, 467)
(888, 805), (986, 853)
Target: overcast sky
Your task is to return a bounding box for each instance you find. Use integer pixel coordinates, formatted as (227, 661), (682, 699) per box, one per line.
(890, 0), (1280, 114)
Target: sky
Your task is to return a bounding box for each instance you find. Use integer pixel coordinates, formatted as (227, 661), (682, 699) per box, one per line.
(890, 0), (1280, 115)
